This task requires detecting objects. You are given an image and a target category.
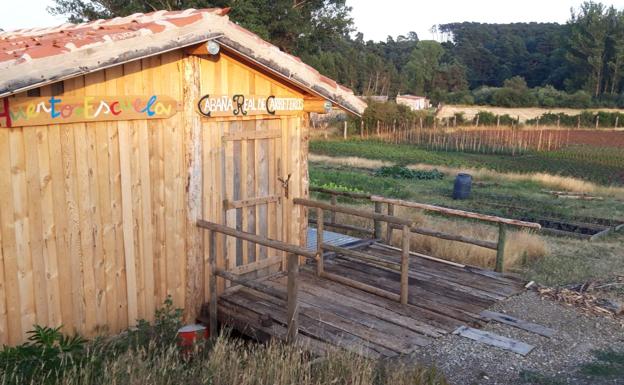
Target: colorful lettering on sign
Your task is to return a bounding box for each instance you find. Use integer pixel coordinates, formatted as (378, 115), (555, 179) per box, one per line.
(197, 94), (304, 117)
(0, 95), (178, 128)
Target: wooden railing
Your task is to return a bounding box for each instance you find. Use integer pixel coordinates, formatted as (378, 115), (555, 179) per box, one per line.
(197, 219), (317, 343)
(307, 188), (541, 273)
(370, 196), (541, 273)
(294, 198), (414, 305)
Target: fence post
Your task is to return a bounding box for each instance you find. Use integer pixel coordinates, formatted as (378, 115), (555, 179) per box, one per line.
(343, 121), (348, 139)
(373, 201), (383, 239)
(316, 208), (324, 276)
(208, 230), (218, 339)
(495, 223), (507, 273)
(330, 195), (337, 224)
(385, 203), (395, 244)
(286, 252), (299, 343)
(400, 225), (410, 305)
(360, 120), (364, 138)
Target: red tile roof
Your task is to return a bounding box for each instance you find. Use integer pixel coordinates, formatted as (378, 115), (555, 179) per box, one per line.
(0, 8), (366, 115)
(0, 9), (228, 65)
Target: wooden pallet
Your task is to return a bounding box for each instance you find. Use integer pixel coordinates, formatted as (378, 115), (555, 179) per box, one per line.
(215, 242), (527, 358)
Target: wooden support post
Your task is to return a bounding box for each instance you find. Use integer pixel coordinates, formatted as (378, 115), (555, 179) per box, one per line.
(286, 253), (299, 343)
(208, 230), (218, 339)
(400, 225), (410, 305)
(343, 121), (348, 140)
(316, 208), (324, 276)
(330, 195), (337, 224)
(385, 203), (395, 244)
(373, 201), (383, 239)
(495, 223), (507, 273)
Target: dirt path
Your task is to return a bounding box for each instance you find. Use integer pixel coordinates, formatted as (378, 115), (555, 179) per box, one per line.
(406, 291), (623, 385)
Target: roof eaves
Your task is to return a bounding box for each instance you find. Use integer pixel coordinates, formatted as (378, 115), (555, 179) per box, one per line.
(0, 31), (223, 98)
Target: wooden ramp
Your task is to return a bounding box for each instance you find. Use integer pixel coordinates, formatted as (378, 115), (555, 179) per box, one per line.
(216, 241), (526, 359)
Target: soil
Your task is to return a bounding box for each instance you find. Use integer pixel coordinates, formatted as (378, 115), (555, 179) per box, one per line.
(407, 291), (624, 385)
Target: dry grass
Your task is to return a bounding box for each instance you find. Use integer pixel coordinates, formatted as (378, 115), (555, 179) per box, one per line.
(1, 334), (448, 385)
(309, 153), (624, 199)
(334, 206), (546, 271)
(407, 163), (624, 199)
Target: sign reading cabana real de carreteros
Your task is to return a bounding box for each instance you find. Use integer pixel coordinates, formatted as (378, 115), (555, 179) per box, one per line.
(197, 94), (305, 117)
(0, 95), (179, 128)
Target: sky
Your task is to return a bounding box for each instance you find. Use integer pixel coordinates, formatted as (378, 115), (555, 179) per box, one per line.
(2, 0), (624, 40)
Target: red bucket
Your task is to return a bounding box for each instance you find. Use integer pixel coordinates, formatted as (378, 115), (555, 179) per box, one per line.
(177, 324), (208, 353)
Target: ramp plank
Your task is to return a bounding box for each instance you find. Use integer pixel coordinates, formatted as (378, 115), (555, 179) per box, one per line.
(480, 310), (556, 338)
(453, 326), (534, 356)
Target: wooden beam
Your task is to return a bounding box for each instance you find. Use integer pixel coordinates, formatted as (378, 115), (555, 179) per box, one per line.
(197, 220), (317, 260)
(308, 218), (374, 236)
(322, 244), (400, 271)
(373, 201), (383, 239)
(222, 129), (281, 141)
(293, 198), (412, 226)
(215, 269), (287, 301)
(224, 195), (279, 210)
(385, 203), (395, 244)
(227, 255), (283, 276)
(184, 54), (204, 323)
(208, 231), (218, 338)
(400, 225), (410, 305)
(495, 223), (507, 273)
(316, 209), (324, 276)
(286, 253), (299, 344)
(303, 99), (331, 114)
(320, 271), (400, 302)
(371, 195), (541, 229)
(388, 223), (498, 250)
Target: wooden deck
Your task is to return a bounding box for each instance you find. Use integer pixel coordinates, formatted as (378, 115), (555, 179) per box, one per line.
(215, 240), (526, 359)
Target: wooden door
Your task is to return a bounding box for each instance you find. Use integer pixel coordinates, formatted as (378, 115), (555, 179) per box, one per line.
(222, 118), (285, 276)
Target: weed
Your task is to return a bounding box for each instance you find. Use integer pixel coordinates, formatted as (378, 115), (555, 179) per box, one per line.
(374, 165), (444, 180)
(580, 349), (624, 377)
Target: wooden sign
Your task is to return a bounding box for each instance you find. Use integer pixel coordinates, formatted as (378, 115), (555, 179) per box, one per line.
(197, 94), (305, 117)
(0, 95), (179, 128)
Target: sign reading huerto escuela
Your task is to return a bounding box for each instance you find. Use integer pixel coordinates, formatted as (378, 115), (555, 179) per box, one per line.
(0, 95), (179, 128)
(197, 94), (304, 117)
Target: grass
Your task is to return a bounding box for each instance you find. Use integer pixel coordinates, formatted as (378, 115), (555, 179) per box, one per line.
(0, 304), (449, 385)
(580, 349), (624, 377)
(519, 349), (624, 384)
(310, 139), (624, 186)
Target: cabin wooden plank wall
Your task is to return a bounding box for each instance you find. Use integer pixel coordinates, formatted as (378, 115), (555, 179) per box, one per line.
(0, 48), (310, 344)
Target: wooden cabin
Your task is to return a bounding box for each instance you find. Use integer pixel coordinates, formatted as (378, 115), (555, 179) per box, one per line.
(0, 8), (366, 345)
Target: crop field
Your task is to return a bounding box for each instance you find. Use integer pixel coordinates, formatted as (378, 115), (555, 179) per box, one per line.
(311, 139), (624, 186)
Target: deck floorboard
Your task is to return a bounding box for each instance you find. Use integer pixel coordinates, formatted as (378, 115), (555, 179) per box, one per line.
(216, 239), (526, 358)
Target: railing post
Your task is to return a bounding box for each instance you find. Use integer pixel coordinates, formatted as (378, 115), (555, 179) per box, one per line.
(330, 194), (337, 225)
(316, 208), (324, 276)
(373, 201), (383, 240)
(208, 230), (218, 339)
(495, 223), (507, 273)
(400, 225), (410, 305)
(286, 252), (299, 343)
(385, 203), (395, 244)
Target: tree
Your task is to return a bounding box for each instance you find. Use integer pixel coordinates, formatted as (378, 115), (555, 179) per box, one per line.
(48, 0), (353, 55)
(567, 2), (611, 96)
(402, 40), (467, 96)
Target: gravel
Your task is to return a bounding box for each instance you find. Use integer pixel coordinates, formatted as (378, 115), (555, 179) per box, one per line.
(406, 291), (624, 385)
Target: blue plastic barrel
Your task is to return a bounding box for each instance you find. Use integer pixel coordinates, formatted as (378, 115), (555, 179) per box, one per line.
(452, 173), (472, 200)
